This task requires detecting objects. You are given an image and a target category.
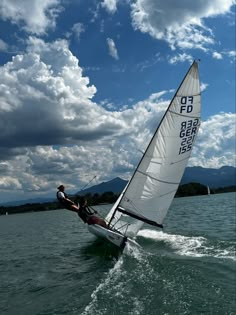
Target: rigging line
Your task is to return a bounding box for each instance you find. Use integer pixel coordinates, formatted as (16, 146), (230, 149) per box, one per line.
(88, 206), (108, 222)
(109, 217), (128, 233)
(169, 110), (201, 119)
(136, 170), (179, 185)
(113, 222), (130, 233)
(110, 199), (144, 231)
(79, 175), (97, 191)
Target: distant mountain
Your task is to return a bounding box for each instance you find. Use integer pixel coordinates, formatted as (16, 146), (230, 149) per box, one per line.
(181, 166), (236, 188)
(2, 166), (235, 207)
(77, 177), (126, 195)
(77, 166), (236, 195)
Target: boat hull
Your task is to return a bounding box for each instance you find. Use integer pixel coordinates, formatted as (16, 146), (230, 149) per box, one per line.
(87, 224), (127, 248)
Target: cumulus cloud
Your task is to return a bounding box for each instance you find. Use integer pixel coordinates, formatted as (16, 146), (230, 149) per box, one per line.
(224, 50), (236, 61)
(71, 23), (85, 41)
(0, 37), (110, 148)
(107, 37), (119, 60)
(101, 0), (118, 14)
(0, 37), (162, 196)
(212, 51), (223, 59)
(191, 113), (236, 168)
(0, 39), (8, 52)
(211, 50), (235, 62)
(130, 0), (234, 50)
(0, 0), (62, 34)
(0, 38), (235, 202)
(0, 177), (22, 190)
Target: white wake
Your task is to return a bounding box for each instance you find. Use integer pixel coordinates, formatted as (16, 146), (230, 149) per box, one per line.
(138, 229), (235, 261)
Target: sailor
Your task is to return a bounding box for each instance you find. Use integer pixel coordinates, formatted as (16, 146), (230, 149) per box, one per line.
(57, 186), (107, 228)
(78, 197), (107, 228)
(57, 185), (80, 213)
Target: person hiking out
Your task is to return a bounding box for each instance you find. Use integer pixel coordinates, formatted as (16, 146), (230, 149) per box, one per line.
(57, 185), (107, 228)
(78, 197), (107, 228)
(57, 185), (79, 213)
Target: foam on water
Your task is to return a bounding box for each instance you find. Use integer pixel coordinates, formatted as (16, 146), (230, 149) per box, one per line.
(124, 239), (144, 261)
(138, 229), (236, 261)
(82, 241), (150, 315)
(82, 226), (235, 315)
(82, 257), (125, 315)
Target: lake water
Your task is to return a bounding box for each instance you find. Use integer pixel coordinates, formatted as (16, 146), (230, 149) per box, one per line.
(0, 193), (235, 315)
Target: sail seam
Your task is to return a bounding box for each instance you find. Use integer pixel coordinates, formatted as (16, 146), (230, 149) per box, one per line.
(169, 110), (201, 119)
(176, 93), (201, 97)
(137, 170), (179, 185)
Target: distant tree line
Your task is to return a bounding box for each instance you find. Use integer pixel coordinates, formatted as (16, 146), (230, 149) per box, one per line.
(175, 182), (208, 197)
(0, 191), (119, 216)
(0, 184), (235, 215)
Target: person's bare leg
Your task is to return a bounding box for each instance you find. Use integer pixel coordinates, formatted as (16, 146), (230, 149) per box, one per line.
(65, 205), (79, 213)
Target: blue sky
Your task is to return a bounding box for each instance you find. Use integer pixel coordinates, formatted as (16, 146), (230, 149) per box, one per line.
(0, 0), (235, 203)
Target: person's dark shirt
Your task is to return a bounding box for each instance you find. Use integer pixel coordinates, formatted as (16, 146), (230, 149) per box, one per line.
(78, 206), (94, 223)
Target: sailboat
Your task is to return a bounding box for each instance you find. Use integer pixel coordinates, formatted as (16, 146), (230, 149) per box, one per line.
(88, 61), (201, 248)
(207, 185), (211, 196)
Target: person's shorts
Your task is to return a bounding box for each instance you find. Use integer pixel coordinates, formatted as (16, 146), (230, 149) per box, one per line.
(87, 215), (101, 225)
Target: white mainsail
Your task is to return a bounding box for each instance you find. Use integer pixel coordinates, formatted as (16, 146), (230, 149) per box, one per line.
(107, 61), (201, 237)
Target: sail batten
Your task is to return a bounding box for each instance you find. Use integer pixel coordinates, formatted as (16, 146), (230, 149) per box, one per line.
(106, 61), (201, 237)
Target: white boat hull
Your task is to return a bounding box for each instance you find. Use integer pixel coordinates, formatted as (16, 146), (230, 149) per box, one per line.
(87, 224), (127, 248)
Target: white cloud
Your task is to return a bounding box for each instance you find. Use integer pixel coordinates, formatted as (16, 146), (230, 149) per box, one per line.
(0, 38), (235, 202)
(0, 39), (8, 52)
(191, 113), (236, 168)
(0, 177), (22, 190)
(130, 0), (234, 50)
(212, 51), (223, 59)
(211, 50), (235, 62)
(200, 83), (209, 92)
(227, 51), (236, 58)
(136, 53), (161, 71)
(107, 37), (119, 60)
(1, 99), (235, 202)
(0, 49), (169, 199)
(101, 0), (118, 14)
(168, 53), (193, 64)
(224, 50), (236, 61)
(71, 23), (85, 41)
(0, 0), (62, 34)
(0, 37), (105, 147)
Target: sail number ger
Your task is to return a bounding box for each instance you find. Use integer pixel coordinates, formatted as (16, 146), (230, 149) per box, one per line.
(179, 118), (200, 154)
